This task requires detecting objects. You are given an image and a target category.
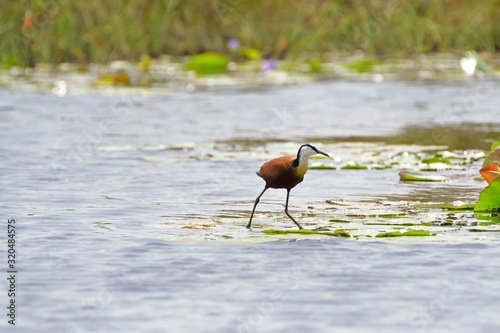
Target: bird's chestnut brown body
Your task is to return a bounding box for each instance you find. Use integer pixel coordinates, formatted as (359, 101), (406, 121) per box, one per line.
(258, 156), (304, 190)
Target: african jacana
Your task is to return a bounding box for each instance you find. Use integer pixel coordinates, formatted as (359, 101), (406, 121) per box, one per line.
(480, 164), (500, 185)
(246, 144), (330, 229)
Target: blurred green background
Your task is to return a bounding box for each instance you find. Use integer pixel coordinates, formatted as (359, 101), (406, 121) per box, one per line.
(1, 0), (499, 68)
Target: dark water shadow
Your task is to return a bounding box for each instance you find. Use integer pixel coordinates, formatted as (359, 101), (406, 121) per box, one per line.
(219, 123), (500, 151)
(308, 123), (500, 150)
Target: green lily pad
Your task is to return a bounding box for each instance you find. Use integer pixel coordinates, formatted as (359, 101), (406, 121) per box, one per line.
(399, 171), (446, 182)
(476, 212), (500, 226)
(185, 52), (229, 75)
(341, 163), (368, 170)
(490, 141), (500, 152)
(442, 204), (475, 211)
(310, 164), (336, 170)
(375, 230), (434, 237)
(422, 156), (452, 164)
(474, 178), (500, 212)
(328, 218), (350, 223)
(262, 229), (350, 237)
(332, 229), (351, 238)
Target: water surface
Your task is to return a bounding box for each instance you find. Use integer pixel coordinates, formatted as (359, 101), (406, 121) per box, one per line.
(1, 79), (500, 332)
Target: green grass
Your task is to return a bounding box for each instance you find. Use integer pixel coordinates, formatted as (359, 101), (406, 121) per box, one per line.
(1, 0), (499, 67)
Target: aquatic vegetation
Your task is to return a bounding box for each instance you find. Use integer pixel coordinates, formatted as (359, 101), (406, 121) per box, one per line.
(95, 71), (131, 85)
(346, 59), (380, 73)
(137, 54), (152, 72)
(309, 164), (336, 170)
(375, 230), (435, 237)
(483, 144), (500, 166)
(475, 142), (500, 212)
(2, 1), (499, 67)
(308, 59), (323, 73)
(341, 163), (368, 170)
(241, 48), (262, 61)
(262, 228), (350, 238)
(475, 179), (500, 212)
(398, 171), (446, 182)
(185, 53), (229, 75)
(311, 148), (483, 172)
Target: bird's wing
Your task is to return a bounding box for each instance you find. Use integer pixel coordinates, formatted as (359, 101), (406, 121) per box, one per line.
(259, 156), (294, 183)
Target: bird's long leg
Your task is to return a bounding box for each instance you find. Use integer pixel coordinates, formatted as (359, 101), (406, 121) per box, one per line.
(285, 189), (303, 230)
(246, 187), (268, 229)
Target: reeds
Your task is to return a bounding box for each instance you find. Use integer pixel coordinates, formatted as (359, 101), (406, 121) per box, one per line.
(1, 0), (498, 67)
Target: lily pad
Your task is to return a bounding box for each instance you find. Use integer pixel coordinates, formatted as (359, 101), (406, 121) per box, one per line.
(341, 163), (368, 170)
(96, 71), (131, 85)
(490, 141), (500, 152)
(241, 47), (262, 61)
(346, 59), (380, 73)
(422, 156), (452, 164)
(375, 230), (434, 237)
(399, 171), (446, 182)
(474, 178), (500, 212)
(262, 229), (350, 237)
(310, 164), (336, 170)
(442, 204), (475, 211)
(185, 52), (229, 75)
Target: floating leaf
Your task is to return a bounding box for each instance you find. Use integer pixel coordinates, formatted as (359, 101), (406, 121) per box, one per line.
(308, 59), (323, 72)
(185, 52), (229, 75)
(490, 141), (500, 152)
(375, 231), (404, 237)
(262, 229), (350, 237)
(476, 213), (500, 226)
(96, 71), (131, 85)
(138, 54), (152, 71)
(483, 147), (500, 166)
(422, 156), (452, 164)
(332, 229), (351, 237)
(375, 230), (434, 237)
(341, 163), (368, 170)
(442, 203), (475, 211)
(467, 228), (500, 232)
(399, 171), (446, 182)
(241, 47), (262, 61)
(328, 218), (350, 223)
(474, 178), (500, 212)
(310, 164), (336, 170)
(346, 59), (380, 73)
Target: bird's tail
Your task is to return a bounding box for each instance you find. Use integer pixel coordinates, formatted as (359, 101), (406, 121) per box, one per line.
(256, 171), (262, 178)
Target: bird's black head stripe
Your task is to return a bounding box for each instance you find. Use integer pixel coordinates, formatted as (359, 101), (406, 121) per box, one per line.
(296, 144), (319, 159)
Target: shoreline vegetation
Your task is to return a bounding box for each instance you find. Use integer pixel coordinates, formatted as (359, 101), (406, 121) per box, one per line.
(1, 1), (499, 88)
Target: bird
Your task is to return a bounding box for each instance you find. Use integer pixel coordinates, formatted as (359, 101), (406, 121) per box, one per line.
(480, 164), (500, 184)
(246, 144), (330, 230)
